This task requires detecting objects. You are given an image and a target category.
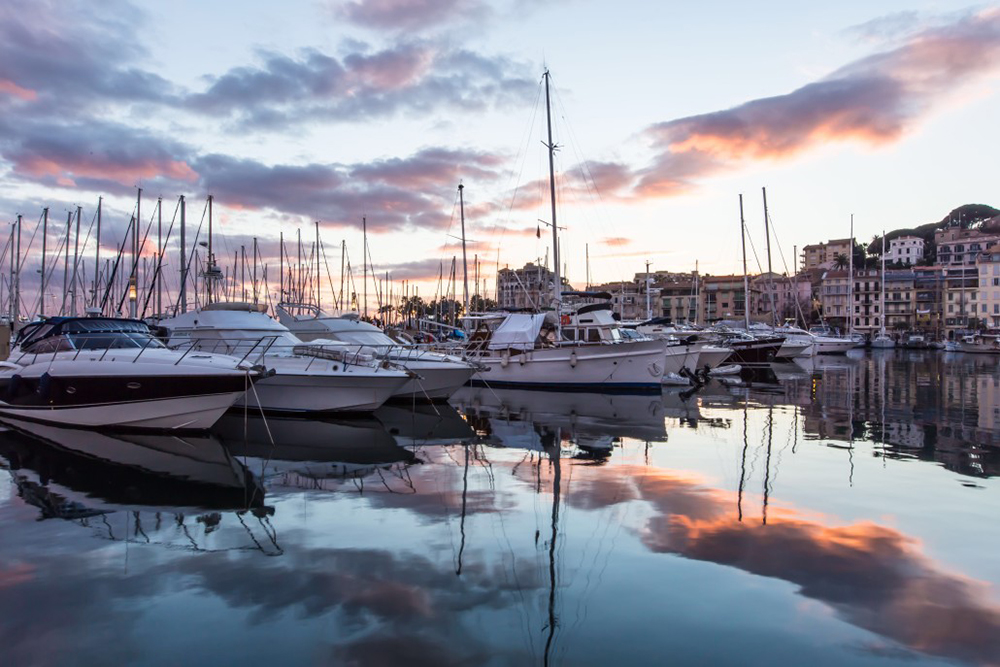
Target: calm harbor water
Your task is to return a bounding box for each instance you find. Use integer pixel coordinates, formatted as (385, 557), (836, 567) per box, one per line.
(2, 351), (999, 666)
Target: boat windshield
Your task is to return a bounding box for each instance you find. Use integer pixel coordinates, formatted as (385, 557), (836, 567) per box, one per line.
(327, 330), (397, 347)
(16, 317), (166, 353)
(68, 332), (166, 350)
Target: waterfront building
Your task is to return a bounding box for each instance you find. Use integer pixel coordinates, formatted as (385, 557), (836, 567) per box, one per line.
(819, 270), (850, 330)
(942, 265), (979, 334)
(913, 266), (945, 336)
(497, 262), (572, 310)
(884, 270), (916, 331)
(656, 274), (699, 324)
(934, 228), (1000, 266)
(750, 273), (812, 325)
(885, 236), (925, 265)
(699, 275), (747, 323)
(851, 269), (883, 336)
(800, 238), (852, 271)
(976, 244), (1000, 328)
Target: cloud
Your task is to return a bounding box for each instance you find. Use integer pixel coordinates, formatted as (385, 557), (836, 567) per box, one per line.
(633, 8), (1000, 197)
(0, 0), (175, 117)
(602, 236), (629, 247)
(337, 0), (490, 32)
(184, 42), (536, 130)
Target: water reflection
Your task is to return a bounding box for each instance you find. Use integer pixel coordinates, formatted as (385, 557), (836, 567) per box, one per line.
(0, 352), (998, 665)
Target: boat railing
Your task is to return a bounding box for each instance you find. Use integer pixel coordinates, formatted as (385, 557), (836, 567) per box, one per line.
(167, 337), (405, 372)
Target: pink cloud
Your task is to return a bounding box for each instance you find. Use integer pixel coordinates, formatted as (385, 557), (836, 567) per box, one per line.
(0, 78), (37, 101)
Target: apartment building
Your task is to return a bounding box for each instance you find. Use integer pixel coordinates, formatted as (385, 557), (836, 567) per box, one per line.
(800, 238), (852, 271)
(497, 262), (572, 310)
(913, 266), (945, 335)
(943, 265), (979, 333)
(700, 275), (747, 323)
(885, 236), (925, 265)
(976, 244), (1000, 328)
(750, 273), (812, 324)
(935, 228), (1000, 266)
(884, 270), (916, 330)
(850, 269), (883, 335)
(819, 270), (850, 330)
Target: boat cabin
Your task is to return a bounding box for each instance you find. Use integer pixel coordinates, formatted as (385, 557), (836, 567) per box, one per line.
(11, 317), (164, 355)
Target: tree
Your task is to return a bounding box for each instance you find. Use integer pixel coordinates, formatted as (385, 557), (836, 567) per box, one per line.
(832, 253), (849, 270)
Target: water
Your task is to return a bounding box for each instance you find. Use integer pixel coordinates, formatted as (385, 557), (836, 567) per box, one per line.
(1, 351), (999, 666)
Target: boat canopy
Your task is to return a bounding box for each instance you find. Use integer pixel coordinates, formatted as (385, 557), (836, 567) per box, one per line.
(562, 290), (612, 300)
(488, 314), (545, 351)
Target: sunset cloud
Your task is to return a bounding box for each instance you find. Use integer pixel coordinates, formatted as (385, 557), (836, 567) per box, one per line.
(634, 8), (1000, 196)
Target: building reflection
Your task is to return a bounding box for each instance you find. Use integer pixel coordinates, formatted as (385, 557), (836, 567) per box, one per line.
(760, 352), (1000, 477)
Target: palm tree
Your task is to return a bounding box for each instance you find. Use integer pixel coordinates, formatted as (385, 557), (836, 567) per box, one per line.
(832, 253), (849, 270)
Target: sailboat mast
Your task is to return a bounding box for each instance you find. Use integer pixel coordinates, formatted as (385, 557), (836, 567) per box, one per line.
(156, 197), (162, 316)
(69, 206), (80, 315)
(92, 197), (102, 310)
(739, 194), (750, 330)
(314, 221), (321, 311)
(279, 232), (284, 304)
(881, 230), (887, 335)
(207, 194), (214, 305)
(848, 214), (853, 337)
(762, 187), (777, 326)
(339, 239), (345, 312)
(130, 189), (140, 318)
(13, 214), (21, 322)
(543, 70), (561, 307)
(362, 216), (368, 318)
(40, 207), (48, 317)
(459, 183), (469, 315)
(178, 195), (186, 313)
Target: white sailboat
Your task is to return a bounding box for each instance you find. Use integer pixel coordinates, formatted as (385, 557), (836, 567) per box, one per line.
(460, 71), (666, 391)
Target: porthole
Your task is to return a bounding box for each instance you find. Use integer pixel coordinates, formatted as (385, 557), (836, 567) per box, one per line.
(127, 382), (142, 390)
(66, 386), (76, 394)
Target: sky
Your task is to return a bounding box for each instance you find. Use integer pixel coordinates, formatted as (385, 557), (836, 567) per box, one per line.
(1, 0), (999, 313)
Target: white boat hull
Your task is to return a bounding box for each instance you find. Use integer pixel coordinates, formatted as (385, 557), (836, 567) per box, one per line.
(392, 361), (475, 400)
(813, 338), (856, 355)
(0, 391), (242, 431)
(238, 371), (409, 413)
(472, 340), (666, 390)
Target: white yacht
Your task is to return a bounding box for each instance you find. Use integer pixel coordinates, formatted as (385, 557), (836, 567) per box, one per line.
(773, 325), (855, 356)
(158, 303), (410, 413)
(463, 294), (666, 390)
(871, 333), (896, 349)
(957, 334), (1000, 354)
(633, 320), (732, 373)
(275, 305), (475, 400)
(0, 316), (257, 430)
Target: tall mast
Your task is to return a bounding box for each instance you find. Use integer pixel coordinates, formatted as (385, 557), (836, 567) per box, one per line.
(253, 237), (259, 303)
(279, 232), (284, 304)
(179, 195), (186, 313)
(762, 187), (777, 326)
(130, 188), (140, 318)
(645, 260), (652, 320)
(363, 216), (368, 318)
(70, 206), (81, 316)
(7, 224), (14, 322)
(206, 194), (214, 305)
(156, 197), (162, 316)
(459, 183), (469, 315)
(13, 214), (21, 322)
(881, 230), (887, 336)
(585, 243), (590, 290)
(296, 228), (303, 304)
(340, 240), (346, 312)
(92, 197), (102, 309)
(739, 194), (750, 330)
(62, 211), (71, 315)
(848, 214), (854, 336)
(40, 207), (48, 317)
(314, 221), (321, 311)
(543, 70), (561, 307)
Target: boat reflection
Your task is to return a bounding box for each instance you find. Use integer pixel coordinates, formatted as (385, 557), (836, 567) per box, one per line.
(0, 421), (264, 513)
(452, 386), (670, 452)
(214, 414), (418, 490)
(375, 402), (476, 447)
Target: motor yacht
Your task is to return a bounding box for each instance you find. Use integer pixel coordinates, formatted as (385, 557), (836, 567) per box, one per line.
(957, 334), (1000, 354)
(157, 303), (410, 413)
(462, 293), (666, 391)
(0, 317), (258, 431)
(274, 305), (475, 400)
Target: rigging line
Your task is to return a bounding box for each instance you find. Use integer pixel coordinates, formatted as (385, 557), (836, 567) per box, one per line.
(763, 211), (810, 325)
(550, 82), (627, 281)
(140, 198), (181, 317)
